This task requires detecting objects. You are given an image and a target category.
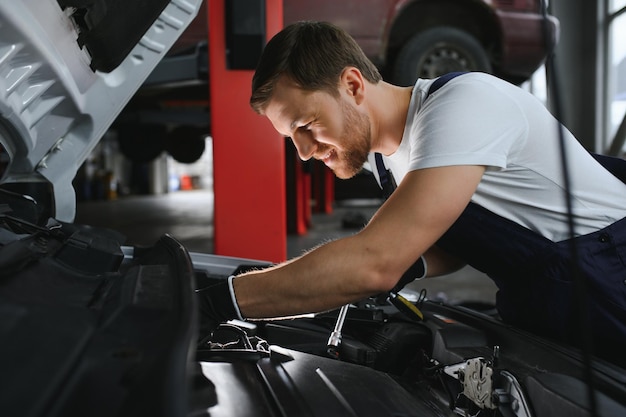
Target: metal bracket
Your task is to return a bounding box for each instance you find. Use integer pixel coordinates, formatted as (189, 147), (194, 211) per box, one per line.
(444, 357), (496, 410)
(494, 371), (533, 417)
(442, 349), (533, 417)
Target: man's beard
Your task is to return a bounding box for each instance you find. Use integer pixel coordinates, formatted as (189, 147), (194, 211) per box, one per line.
(331, 100), (372, 179)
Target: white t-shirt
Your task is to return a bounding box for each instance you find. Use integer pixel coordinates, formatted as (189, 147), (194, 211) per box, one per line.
(369, 72), (626, 242)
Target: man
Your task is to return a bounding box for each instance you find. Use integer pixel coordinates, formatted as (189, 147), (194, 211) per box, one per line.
(199, 21), (626, 363)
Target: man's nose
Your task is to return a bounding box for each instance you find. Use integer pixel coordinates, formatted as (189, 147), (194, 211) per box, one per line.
(291, 131), (317, 161)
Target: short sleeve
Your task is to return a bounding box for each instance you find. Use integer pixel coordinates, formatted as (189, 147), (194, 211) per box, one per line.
(406, 74), (529, 172)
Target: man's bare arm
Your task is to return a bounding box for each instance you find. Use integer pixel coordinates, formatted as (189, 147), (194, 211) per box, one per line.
(233, 165), (485, 319)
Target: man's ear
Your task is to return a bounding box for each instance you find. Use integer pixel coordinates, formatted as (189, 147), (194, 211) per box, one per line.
(340, 67), (365, 105)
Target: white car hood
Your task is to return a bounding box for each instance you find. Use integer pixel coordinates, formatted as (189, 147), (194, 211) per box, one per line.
(0, 0), (202, 221)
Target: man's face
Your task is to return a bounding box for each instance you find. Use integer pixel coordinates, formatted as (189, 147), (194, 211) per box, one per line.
(263, 76), (371, 179)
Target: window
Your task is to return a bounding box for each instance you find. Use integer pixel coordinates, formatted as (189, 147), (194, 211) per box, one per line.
(611, 0), (626, 12)
(607, 0), (626, 153)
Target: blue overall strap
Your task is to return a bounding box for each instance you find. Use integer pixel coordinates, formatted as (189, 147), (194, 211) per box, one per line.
(374, 72), (467, 199)
(375, 152), (396, 200)
(427, 71), (467, 96)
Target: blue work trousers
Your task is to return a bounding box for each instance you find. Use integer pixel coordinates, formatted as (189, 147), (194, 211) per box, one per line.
(437, 201), (626, 365)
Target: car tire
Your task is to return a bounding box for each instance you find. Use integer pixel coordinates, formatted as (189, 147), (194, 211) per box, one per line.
(392, 26), (492, 86)
(116, 123), (166, 163)
(166, 126), (207, 164)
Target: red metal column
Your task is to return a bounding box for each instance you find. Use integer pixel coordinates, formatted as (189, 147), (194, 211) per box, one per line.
(299, 161), (312, 233)
(312, 160), (334, 214)
(209, 0), (286, 262)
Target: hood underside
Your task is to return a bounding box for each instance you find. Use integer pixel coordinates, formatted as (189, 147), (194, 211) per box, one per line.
(0, 0), (202, 221)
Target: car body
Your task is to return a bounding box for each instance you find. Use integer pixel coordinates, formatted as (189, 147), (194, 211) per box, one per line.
(171, 0), (559, 85)
(1, 2), (625, 417)
(113, 0), (559, 165)
(284, 0), (559, 85)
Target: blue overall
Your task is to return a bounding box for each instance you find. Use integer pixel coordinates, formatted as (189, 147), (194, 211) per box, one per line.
(436, 200), (626, 364)
(376, 73), (626, 364)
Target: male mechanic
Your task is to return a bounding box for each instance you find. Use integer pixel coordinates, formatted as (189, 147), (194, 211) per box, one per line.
(199, 21), (626, 362)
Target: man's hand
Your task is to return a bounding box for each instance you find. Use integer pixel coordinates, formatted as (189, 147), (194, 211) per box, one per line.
(195, 277), (243, 337)
(391, 256), (427, 293)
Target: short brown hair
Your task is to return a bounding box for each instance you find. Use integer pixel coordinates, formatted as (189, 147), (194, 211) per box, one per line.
(250, 21), (381, 114)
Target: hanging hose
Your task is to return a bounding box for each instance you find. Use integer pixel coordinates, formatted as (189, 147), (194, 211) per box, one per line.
(540, 1), (598, 415)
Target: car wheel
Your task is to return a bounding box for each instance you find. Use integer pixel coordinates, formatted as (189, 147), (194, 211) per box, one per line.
(166, 126), (207, 164)
(116, 123), (166, 163)
(392, 26), (492, 86)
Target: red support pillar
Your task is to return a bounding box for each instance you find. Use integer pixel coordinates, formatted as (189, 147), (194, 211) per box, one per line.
(312, 161), (334, 214)
(285, 146), (311, 236)
(208, 0), (286, 262)
(322, 164), (334, 214)
(300, 161), (312, 233)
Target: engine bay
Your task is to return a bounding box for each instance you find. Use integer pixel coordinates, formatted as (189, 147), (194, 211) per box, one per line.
(191, 253), (626, 417)
(1, 210), (626, 417)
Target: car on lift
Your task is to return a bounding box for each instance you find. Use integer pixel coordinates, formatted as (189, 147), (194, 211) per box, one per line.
(284, 0), (559, 86)
(2, 1), (626, 417)
(113, 0), (559, 166)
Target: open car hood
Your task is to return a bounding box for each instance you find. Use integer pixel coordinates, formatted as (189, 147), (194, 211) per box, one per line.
(0, 0), (202, 222)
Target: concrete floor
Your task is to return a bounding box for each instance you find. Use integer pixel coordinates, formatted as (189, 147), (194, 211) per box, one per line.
(74, 189), (498, 306)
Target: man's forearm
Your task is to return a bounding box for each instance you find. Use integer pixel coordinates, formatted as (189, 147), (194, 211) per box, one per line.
(232, 235), (392, 319)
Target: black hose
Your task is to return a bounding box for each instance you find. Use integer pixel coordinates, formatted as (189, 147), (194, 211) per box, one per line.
(540, 1), (598, 415)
